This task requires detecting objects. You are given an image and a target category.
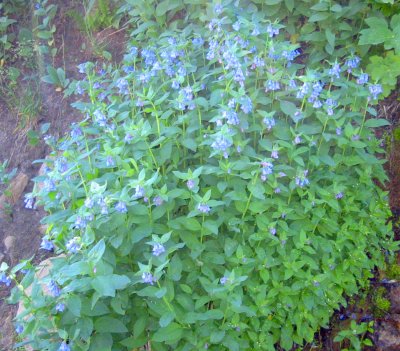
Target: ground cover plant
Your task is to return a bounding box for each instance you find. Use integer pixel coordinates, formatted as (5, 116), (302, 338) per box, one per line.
(0, 0), (398, 350)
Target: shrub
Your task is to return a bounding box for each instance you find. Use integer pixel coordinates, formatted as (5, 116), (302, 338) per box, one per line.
(5, 3), (397, 351)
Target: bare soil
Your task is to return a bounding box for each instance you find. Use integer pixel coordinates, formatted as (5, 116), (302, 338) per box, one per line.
(0, 1), (126, 349)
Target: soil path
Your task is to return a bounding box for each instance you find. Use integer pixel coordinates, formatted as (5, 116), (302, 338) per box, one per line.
(0, 1), (125, 348)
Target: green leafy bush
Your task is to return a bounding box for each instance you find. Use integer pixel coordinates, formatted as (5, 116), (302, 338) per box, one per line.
(3, 2), (397, 351)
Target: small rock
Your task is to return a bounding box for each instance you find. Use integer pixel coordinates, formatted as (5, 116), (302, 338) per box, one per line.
(389, 286), (400, 314)
(39, 224), (48, 235)
(0, 173), (29, 209)
(36, 157), (54, 192)
(376, 314), (400, 351)
(4, 236), (16, 252)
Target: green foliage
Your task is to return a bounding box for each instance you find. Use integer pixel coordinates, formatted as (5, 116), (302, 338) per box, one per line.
(366, 51), (400, 97)
(41, 65), (69, 89)
(6, 3), (396, 350)
(333, 320), (374, 351)
(359, 14), (400, 54)
(373, 287), (391, 317)
(386, 263), (400, 280)
(33, 0), (58, 57)
(68, 0), (119, 34)
(0, 160), (16, 186)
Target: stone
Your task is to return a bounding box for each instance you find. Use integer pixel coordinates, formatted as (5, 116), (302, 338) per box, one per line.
(0, 172), (28, 218)
(0, 173), (28, 207)
(376, 314), (400, 351)
(38, 224), (48, 235)
(389, 286), (400, 314)
(36, 157), (54, 193)
(3, 235), (16, 252)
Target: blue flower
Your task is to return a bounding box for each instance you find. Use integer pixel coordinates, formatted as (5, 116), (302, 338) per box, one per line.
(336, 192), (344, 199)
(116, 78), (129, 94)
(43, 179), (56, 193)
(369, 84), (383, 100)
(171, 80), (180, 89)
(251, 56), (265, 69)
(214, 4), (223, 14)
(41, 238), (54, 251)
(77, 63), (87, 74)
(129, 46), (138, 57)
(325, 98), (337, 116)
(56, 303), (66, 312)
(153, 196), (163, 206)
(240, 96), (252, 114)
(345, 56), (360, 72)
(75, 82), (85, 95)
(84, 197), (94, 208)
(74, 216), (87, 229)
(282, 49), (300, 65)
(295, 171), (310, 188)
(270, 227), (277, 235)
(187, 179), (195, 190)
(192, 37), (204, 46)
(106, 156), (115, 167)
(59, 341), (70, 351)
(152, 243), (166, 256)
(48, 280), (61, 297)
(220, 276), (228, 285)
(296, 82), (310, 99)
(93, 82), (101, 90)
(133, 185), (144, 198)
(115, 201), (128, 213)
(222, 110), (240, 126)
(328, 63), (340, 79)
(263, 117), (276, 131)
(266, 80), (280, 91)
(313, 99), (322, 108)
(0, 273), (11, 287)
(336, 127), (342, 136)
(260, 162), (273, 182)
(66, 237), (81, 254)
(251, 27), (260, 36)
(123, 66), (135, 74)
(93, 110), (107, 127)
(211, 135), (232, 155)
(197, 203), (211, 214)
(24, 193), (36, 209)
(141, 48), (157, 66)
(15, 325), (23, 334)
(266, 24), (279, 37)
(70, 124), (83, 139)
(142, 272), (155, 285)
(356, 73), (369, 85)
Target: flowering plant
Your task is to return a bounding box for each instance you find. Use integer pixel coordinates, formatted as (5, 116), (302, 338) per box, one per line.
(4, 3), (396, 351)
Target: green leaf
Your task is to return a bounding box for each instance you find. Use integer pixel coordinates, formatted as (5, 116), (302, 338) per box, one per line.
(279, 100), (297, 120)
(210, 330), (225, 343)
(91, 275), (130, 297)
(359, 17), (392, 45)
(159, 311), (175, 327)
(94, 317), (128, 333)
(308, 12), (329, 22)
(364, 118), (390, 127)
(89, 333), (113, 351)
(152, 323), (183, 344)
(67, 295), (82, 317)
(88, 239), (105, 264)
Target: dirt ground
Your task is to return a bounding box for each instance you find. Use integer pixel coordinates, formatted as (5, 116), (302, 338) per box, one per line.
(0, 1), (126, 349)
